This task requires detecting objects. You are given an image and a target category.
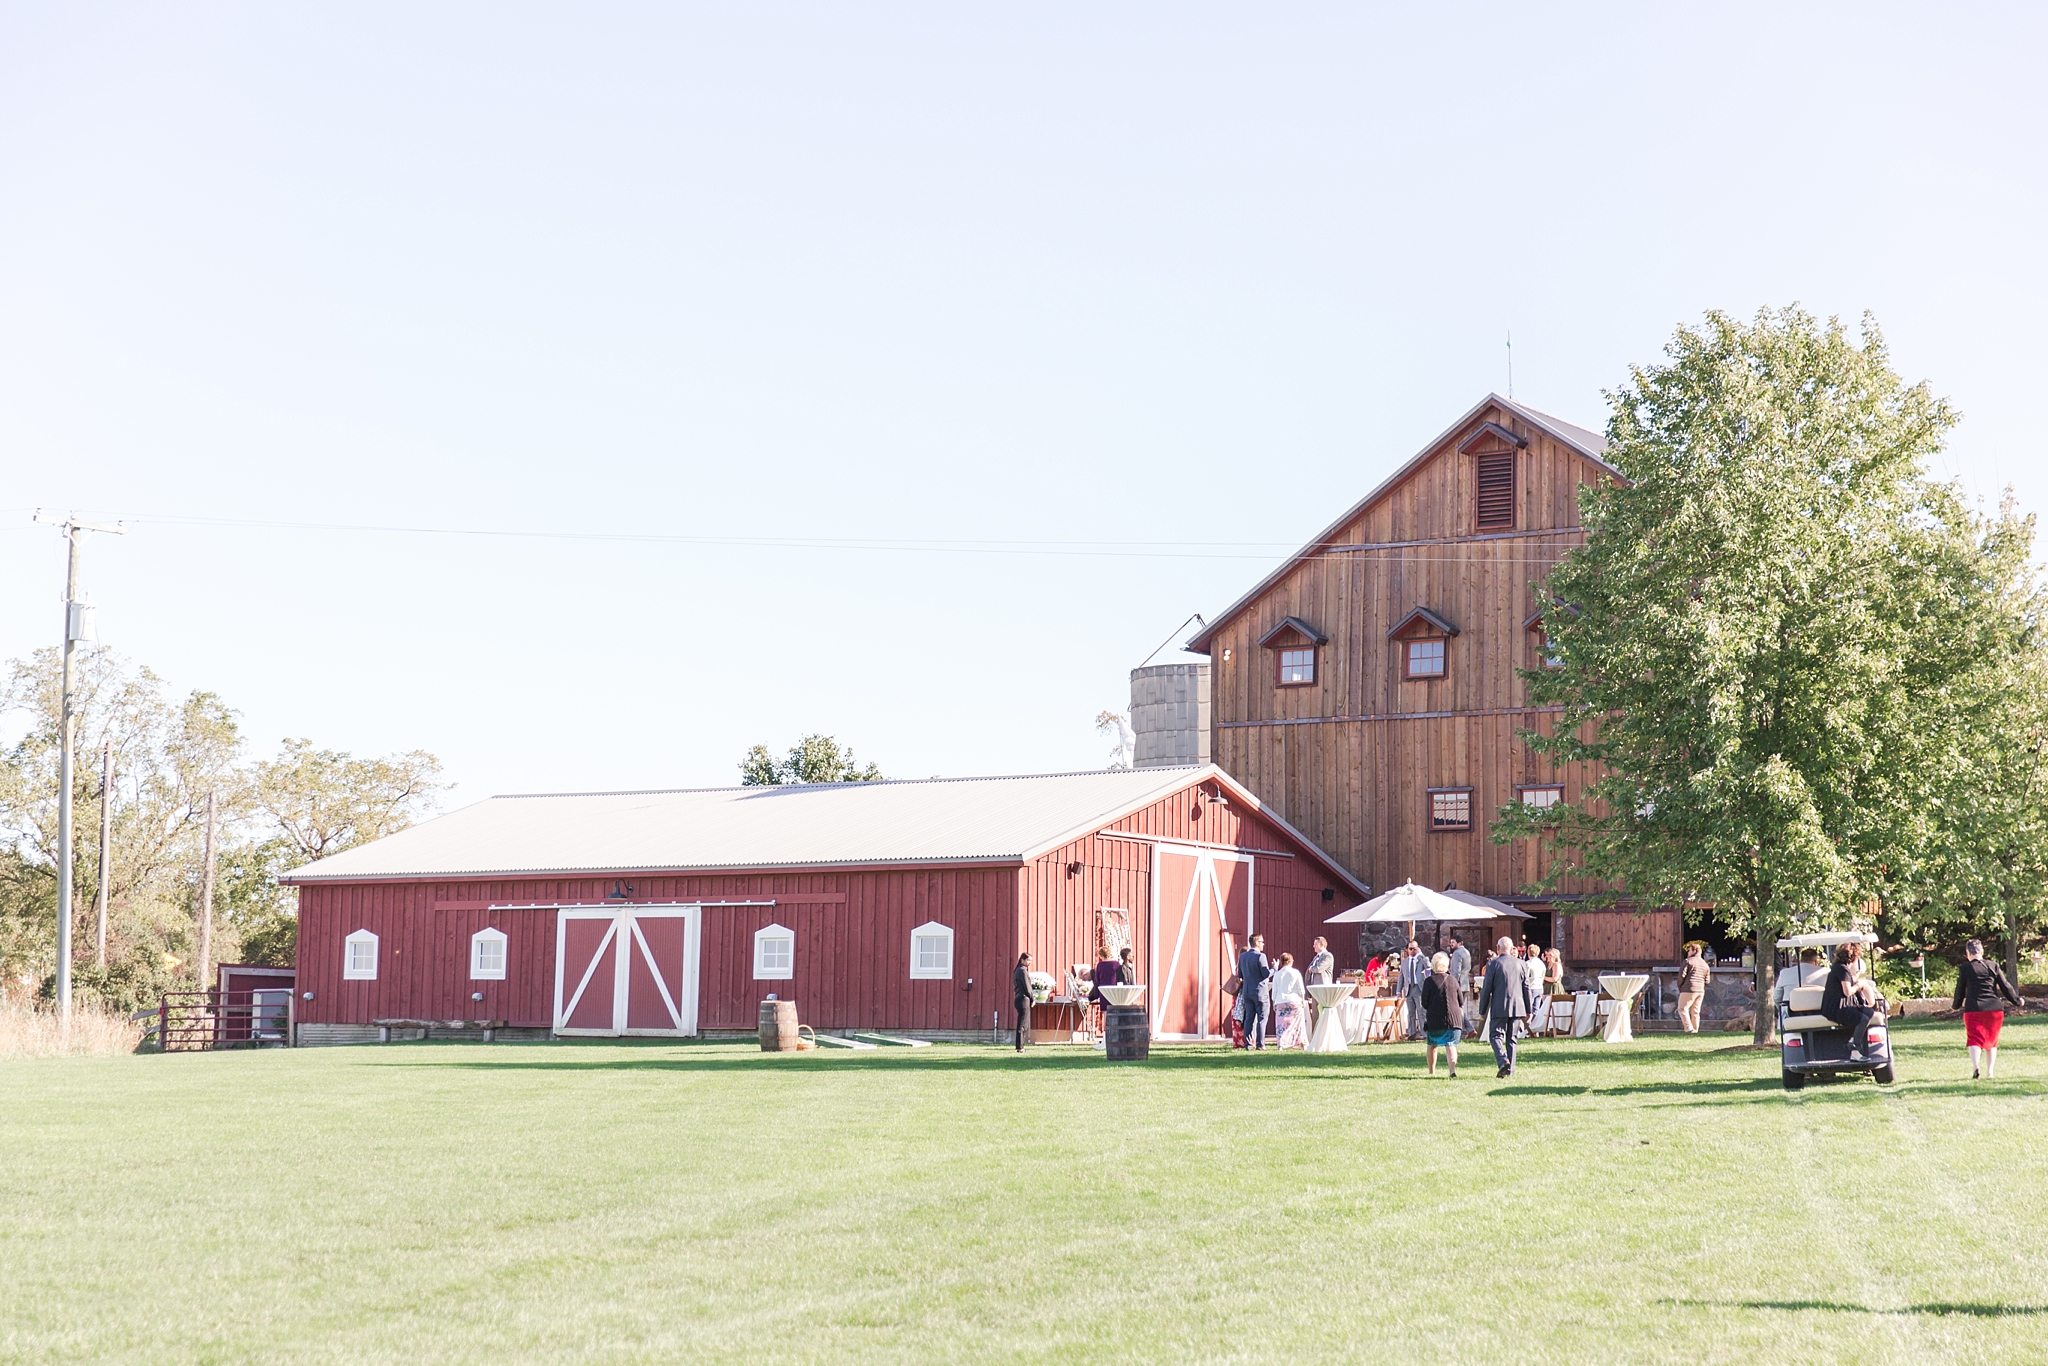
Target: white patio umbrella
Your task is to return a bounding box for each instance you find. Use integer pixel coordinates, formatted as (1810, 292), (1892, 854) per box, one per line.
(1323, 880), (1499, 924)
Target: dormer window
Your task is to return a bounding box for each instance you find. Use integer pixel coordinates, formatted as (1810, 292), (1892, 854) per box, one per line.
(1259, 617), (1328, 689)
(1389, 607), (1459, 682)
(1525, 606), (1564, 668)
(1457, 421), (1528, 532)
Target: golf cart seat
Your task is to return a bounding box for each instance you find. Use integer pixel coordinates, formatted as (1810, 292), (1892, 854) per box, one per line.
(1780, 984), (1834, 1030)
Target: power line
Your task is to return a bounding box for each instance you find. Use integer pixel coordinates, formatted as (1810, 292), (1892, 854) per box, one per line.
(4, 509), (1589, 563)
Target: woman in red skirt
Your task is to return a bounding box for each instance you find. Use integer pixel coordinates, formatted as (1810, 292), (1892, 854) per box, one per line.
(1952, 939), (2024, 1079)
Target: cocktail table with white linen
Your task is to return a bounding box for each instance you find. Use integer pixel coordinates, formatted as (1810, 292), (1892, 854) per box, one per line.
(1597, 974), (1650, 1042)
(1305, 982), (1357, 1053)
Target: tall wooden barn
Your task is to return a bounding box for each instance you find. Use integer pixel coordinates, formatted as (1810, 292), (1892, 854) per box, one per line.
(1185, 394), (1681, 971)
(284, 767), (1365, 1044)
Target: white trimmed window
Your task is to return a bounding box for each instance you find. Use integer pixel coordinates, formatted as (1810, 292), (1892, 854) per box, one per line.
(753, 923), (795, 980)
(1521, 786), (1564, 809)
(470, 926), (508, 980)
(909, 921), (954, 980)
(343, 928), (379, 980)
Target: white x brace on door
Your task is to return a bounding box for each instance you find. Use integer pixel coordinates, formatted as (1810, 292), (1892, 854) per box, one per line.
(552, 905), (701, 1037)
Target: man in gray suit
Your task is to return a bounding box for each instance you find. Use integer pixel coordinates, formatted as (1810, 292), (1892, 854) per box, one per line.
(1447, 935), (1472, 994)
(1478, 935), (1534, 1077)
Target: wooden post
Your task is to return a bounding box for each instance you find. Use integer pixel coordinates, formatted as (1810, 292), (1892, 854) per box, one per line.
(195, 790), (218, 993)
(94, 738), (112, 971)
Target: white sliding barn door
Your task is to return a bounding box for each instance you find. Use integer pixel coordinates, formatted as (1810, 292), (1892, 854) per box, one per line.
(552, 906), (701, 1037)
(1148, 845), (1254, 1040)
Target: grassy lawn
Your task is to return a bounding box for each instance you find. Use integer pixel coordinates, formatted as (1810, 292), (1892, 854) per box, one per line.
(2, 1019), (2043, 1364)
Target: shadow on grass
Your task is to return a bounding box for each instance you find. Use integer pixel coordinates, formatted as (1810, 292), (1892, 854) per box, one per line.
(1669, 1298), (2045, 1318)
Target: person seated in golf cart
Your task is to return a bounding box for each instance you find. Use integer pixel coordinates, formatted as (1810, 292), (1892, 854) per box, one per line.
(1821, 941), (1881, 1059)
(1774, 946), (1827, 1005)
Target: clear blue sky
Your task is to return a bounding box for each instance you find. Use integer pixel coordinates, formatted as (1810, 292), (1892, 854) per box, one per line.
(3, 4), (2043, 803)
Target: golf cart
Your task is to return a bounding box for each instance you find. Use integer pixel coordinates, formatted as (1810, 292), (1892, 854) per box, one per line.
(1776, 931), (1894, 1090)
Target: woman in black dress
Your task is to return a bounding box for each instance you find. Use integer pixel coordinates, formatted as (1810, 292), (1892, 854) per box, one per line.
(1822, 942), (1879, 1059)
(1012, 952), (1033, 1052)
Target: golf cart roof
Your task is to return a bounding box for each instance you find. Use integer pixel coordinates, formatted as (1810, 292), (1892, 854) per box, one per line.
(1775, 931), (1878, 949)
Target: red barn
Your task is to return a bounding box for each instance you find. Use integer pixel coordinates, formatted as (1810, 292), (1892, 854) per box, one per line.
(283, 766), (1366, 1045)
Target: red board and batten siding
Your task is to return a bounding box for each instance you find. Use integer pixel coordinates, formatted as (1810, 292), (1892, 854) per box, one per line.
(1012, 784), (1363, 999)
(297, 867), (1021, 1034)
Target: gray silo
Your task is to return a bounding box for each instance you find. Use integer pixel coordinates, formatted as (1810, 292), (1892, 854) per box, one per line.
(1130, 662), (1210, 769)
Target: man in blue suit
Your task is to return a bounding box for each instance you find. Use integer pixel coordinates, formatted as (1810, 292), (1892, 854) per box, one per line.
(1478, 935), (1534, 1077)
(1236, 933), (1272, 1050)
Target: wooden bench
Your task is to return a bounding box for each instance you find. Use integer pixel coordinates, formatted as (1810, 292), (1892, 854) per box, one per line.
(371, 1018), (508, 1043)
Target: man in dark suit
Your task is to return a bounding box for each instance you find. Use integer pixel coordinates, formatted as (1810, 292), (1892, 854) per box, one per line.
(1236, 933), (1272, 1050)
(1478, 935), (1534, 1077)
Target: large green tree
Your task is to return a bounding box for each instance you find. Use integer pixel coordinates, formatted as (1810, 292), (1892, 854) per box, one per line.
(1883, 490), (2048, 984)
(1494, 308), (2011, 1042)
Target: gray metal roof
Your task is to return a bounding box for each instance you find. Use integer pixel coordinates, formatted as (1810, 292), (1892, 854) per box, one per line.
(1186, 394), (1614, 654)
(280, 765), (1367, 887)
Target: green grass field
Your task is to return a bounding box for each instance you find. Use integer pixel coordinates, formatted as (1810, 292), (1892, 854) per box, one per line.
(3, 1019), (2042, 1364)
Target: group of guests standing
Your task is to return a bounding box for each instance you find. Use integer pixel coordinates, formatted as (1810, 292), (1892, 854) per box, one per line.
(1231, 933), (1337, 1050)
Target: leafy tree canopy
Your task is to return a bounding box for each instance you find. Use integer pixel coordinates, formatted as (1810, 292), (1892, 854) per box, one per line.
(1491, 308), (2044, 1033)
(0, 648), (445, 1007)
(739, 735), (883, 786)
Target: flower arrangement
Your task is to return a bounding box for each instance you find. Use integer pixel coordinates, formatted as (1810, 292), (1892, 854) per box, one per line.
(1026, 971), (1056, 1003)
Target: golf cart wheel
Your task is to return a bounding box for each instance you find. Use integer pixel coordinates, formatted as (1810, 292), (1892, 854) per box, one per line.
(1782, 1068), (1806, 1091)
(1872, 1064), (1895, 1085)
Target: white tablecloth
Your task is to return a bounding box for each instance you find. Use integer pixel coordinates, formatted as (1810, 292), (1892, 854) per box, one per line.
(1571, 991), (1599, 1037)
(1598, 974), (1650, 1042)
(1305, 983), (1357, 1053)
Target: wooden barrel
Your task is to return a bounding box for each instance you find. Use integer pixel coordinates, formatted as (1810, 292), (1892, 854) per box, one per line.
(759, 999), (800, 1052)
(1104, 1005), (1150, 1061)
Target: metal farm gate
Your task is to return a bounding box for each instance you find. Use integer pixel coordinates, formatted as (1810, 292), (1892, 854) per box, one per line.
(157, 989), (295, 1052)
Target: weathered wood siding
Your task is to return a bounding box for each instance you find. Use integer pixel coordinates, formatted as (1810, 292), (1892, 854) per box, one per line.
(1204, 401), (1614, 905)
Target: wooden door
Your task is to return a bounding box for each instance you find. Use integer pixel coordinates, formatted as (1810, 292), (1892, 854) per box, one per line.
(1149, 845), (1256, 1040)
(553, 906), (701, 1037)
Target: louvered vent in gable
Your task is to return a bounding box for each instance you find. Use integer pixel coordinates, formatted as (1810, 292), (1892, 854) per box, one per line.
(1457, 420), (1528, 532)
(1476, 453), (1515, 529)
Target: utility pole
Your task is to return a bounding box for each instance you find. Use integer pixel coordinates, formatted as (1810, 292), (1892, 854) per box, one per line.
(35, 511), (124, 1021)
(196, 789), (219, 996)
(95, 737), (113, 970)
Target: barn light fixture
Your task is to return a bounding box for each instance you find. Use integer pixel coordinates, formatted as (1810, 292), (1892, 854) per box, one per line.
(1321, 888), (1335, 902)
(607, 880), (635, 900)
(471, 992), (484, 1002)
(301, 991), (314, 1002)
(1066, 861), (1083, 877)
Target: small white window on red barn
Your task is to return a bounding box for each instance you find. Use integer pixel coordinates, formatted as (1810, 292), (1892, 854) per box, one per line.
(753, 923), (795, 980)
(470, 927), (507, 980)
(343, 928), (379, 980)
(1429, 788), (1473, 832)
(1259, 616), (1328, 689)
(1520, 786), (1563, 809)
(909, 921), (954, 979)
